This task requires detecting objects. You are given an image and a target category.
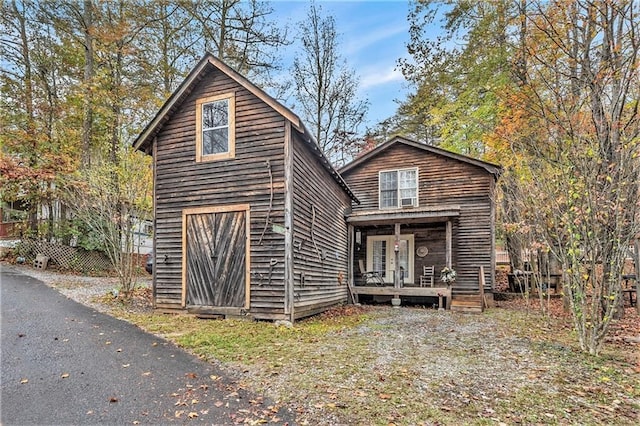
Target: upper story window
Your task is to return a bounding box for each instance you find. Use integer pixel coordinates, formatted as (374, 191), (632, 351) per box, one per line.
(195, 93), (235, 162)
(379, 168), (418, 209)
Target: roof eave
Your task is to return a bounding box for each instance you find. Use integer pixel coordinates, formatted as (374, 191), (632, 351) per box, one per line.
(340, 136), (502, 179)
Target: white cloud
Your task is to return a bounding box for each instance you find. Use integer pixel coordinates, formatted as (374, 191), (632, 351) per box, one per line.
(344, 24), (408, 56)
(360, 66), (404, 89)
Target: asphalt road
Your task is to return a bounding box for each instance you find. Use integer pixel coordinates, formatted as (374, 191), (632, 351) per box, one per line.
(0, 267), (294, 425)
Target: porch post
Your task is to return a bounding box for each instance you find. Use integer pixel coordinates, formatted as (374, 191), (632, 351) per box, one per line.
(394, 223), (401, 289)
(347, 224), (354, 286)
(446, 220), (452, 268)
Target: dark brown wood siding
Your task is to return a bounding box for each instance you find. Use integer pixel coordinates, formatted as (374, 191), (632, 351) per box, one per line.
(291, 134), (351, 319)
(342, 143), (496, 293)
(153, 65), (288, 318)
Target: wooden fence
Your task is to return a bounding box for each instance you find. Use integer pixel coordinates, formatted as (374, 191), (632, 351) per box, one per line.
(15, 239), (112, 273)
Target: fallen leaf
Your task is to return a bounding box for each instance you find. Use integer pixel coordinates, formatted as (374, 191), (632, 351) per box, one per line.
(191, 399), (199, 404)
(186, 372), (197, 379)
(378, 393), (392, 400)
(18, 333), (25, 337)
(187, 412), (198, 418)
(122, 364), (130, 368)
(132, 422), (140, 425)
(116, 348), (122, 352)
(20, 378), (28, 384)
(61, 373), (70, 378)
(214, 401), (224, 407)
(105, 341), (112, 345)
(109, 397), (118, 403)
(175, 410), (184, 418)
(210, 375), (219, 381)
(152, 342), (158, 346)
(142, 372), (151, 376)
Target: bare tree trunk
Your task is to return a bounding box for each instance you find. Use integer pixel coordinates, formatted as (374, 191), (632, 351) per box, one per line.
(635, 239), (640, 315)
(81, 0), (94, 169)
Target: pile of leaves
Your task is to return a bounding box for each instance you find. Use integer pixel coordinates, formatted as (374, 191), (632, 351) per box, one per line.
(96, 286), (153, 315)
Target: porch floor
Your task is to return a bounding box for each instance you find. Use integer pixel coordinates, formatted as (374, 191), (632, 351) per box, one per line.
(350, 285), (452, 310)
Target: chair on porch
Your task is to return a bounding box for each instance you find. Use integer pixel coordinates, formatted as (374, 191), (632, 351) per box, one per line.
(358, 259), (385, 286)
(420, 265), (435, 287)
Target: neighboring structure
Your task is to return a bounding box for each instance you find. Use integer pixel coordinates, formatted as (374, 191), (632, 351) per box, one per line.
(340, 136), (501, 305)
(124, 218), (153, 255)
(0, 202), (25, 238)
(133, 53), (356, 321)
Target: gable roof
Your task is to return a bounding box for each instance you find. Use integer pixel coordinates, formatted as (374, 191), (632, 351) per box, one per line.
(339, 136), (502, 179)
(132, 53), (357, 202)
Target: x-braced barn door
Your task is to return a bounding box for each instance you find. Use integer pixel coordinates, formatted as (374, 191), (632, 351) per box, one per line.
(185, 210), (246, 307)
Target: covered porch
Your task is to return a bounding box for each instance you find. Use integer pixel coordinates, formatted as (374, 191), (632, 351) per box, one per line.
(346, 205), (459, 309)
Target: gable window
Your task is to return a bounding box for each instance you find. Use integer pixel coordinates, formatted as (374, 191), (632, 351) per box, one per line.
(195, 93), (235, 162)
(379, 168), (418, 209)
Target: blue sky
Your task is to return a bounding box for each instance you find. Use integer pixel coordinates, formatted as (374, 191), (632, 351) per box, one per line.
(271, 0), (413, 130)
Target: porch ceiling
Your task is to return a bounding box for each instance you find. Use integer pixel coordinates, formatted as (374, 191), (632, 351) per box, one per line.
(346, 204), (460, 226)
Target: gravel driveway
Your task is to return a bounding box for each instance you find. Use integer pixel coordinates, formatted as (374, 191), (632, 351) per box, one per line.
(1, 263), (152, 313)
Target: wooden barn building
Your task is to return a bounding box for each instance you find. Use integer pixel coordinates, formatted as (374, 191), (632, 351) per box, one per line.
(133, 53), (356, 321)
(134, 54), (501, 320)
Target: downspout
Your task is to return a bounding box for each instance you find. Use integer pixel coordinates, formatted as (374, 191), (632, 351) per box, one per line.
(283, 121), (295, 322)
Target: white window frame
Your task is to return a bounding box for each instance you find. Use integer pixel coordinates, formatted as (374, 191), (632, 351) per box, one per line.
(366, 234), (415, 284)
(195, 93), (235, 162)
(378, 167), (418, 209)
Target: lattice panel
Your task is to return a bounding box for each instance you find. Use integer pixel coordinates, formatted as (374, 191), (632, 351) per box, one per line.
(16, 239), (113, 273)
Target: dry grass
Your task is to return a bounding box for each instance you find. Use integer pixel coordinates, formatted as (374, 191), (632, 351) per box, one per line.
(118, 301), (640, 426)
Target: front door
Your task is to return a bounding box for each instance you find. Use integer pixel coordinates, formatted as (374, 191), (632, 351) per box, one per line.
(366, 234), (415, 284)
(185, 210), (246, 307)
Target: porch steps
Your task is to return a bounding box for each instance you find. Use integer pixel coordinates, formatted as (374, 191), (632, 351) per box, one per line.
(451, 295), (483, 313)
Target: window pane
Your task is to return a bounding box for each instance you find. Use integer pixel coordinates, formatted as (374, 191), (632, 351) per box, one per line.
(399, 169), (417, 201)
(203, 128), (229, 155)
(380, 171), (397, 190)
(372, 240), (386, 277)
(202, 100), (228, 129)
(380, 171), (398, 208)
(399, 169), (416, 189)
(399, 188), (416, 199)
(398, 240), (408, 278)
(380, 190), (397, 208)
